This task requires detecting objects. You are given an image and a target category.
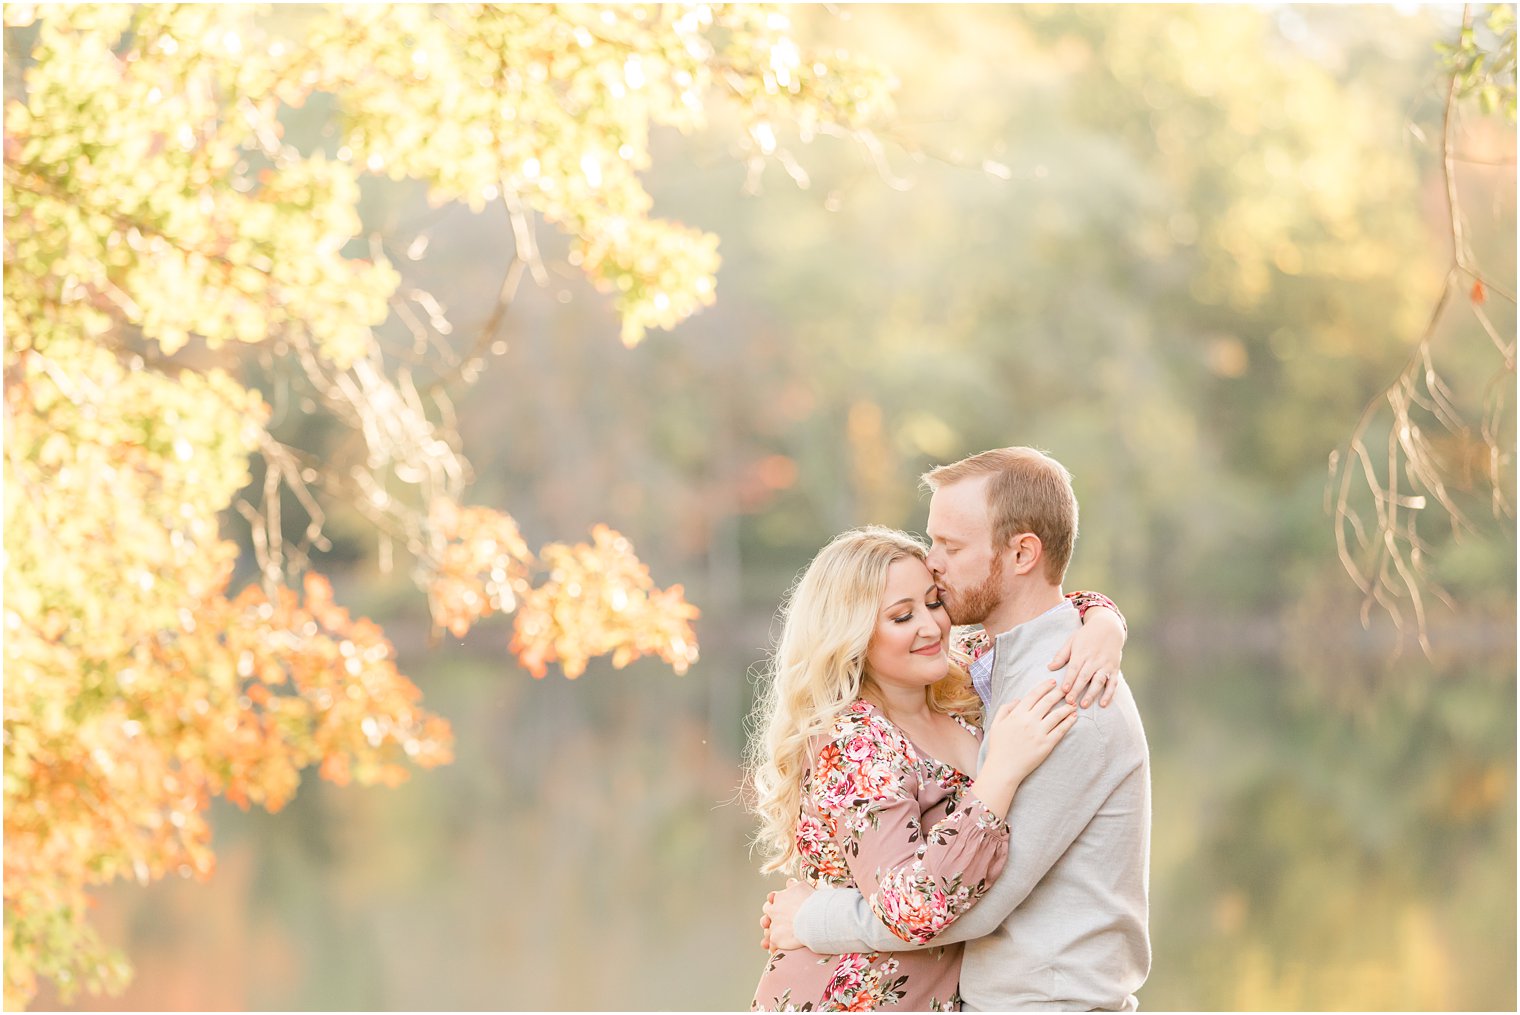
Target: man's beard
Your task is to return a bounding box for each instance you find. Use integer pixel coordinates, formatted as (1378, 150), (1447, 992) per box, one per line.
(945, 547), (1005, 627)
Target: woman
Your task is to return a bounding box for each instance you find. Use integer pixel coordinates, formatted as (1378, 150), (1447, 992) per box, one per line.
(747, 526), (1126, 1012)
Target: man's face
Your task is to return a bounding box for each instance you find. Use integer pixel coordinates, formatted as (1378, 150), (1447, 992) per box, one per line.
(924, 476), (1006, 626)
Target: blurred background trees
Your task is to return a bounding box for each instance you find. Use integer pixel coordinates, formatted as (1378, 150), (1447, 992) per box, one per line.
(3, 3), (1515, 1012)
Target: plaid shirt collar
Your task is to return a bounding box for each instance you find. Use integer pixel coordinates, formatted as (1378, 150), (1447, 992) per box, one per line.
(968, 642), (996, 706)
(955, 599), (1077, 706)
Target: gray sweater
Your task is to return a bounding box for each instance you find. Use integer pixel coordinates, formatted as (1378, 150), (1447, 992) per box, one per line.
(793, 602), (1151, 1011)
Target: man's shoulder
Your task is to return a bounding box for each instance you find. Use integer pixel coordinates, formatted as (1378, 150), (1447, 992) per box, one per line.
(1080, 677), (1148, 766)
(1018, 675), (1147, 771)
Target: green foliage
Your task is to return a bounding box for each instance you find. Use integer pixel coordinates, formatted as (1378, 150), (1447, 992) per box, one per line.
(649, 4), (1488, 616)
(1438, 4), (1518, 120)
(4, 5), (395, 365)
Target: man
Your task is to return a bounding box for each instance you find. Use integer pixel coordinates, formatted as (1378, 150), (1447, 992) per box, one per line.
(762, 447), (1151, 1011)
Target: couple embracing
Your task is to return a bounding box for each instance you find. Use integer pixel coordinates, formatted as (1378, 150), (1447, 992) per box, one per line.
(747, 447), (1151, 1012)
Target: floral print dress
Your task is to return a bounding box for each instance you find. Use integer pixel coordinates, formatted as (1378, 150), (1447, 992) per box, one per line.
(751, 700), (1009, 1012)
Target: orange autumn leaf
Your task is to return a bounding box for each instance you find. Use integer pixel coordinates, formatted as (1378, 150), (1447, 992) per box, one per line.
(425, 507), (700, 682)
(509, 525), (700, 680)
(425, 499), (535, 640)
(4, 348), (453, 1012)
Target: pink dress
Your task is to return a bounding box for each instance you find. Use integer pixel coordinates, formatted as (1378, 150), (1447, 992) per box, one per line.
(751, 699), (1010, 1012)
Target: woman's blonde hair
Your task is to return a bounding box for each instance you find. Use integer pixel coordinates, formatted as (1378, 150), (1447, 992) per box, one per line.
(744, 525), (982, 875)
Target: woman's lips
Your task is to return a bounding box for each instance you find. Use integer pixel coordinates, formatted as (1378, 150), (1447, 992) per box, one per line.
(912, 640), (942, 656)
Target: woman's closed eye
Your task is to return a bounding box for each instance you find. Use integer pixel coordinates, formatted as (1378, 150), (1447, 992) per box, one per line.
(893, 600), (944, 623)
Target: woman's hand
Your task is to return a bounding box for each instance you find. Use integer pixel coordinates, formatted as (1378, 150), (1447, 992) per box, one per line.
(759, 878), (810, 951)
(969, 680), (1078, 820)
(1047, 606), (1125, 707)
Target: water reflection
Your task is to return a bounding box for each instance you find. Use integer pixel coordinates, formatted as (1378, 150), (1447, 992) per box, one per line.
(50, 646), (1514, 1011)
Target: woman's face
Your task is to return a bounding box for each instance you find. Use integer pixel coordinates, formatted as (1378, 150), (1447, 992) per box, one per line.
(864, 556), (952, 690)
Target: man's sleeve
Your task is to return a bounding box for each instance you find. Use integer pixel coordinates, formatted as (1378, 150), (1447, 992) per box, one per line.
(794, 713), (1115, 955)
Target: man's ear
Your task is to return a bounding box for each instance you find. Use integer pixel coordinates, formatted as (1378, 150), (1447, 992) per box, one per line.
(1008, 532), (1043, 576)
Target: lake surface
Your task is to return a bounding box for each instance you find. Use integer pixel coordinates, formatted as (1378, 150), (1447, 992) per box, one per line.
(53, 639), (1515, 1011)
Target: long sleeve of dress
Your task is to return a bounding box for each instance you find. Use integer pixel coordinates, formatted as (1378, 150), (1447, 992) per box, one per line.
(807, 708), (1010, 946)
(1066, 589), (1126, 632)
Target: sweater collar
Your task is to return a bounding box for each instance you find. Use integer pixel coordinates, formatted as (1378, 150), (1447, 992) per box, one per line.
(991, 599), (1079, 668)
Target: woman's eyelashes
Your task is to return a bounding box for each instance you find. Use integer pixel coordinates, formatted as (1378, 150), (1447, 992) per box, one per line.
(892, 600), (944, 623)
